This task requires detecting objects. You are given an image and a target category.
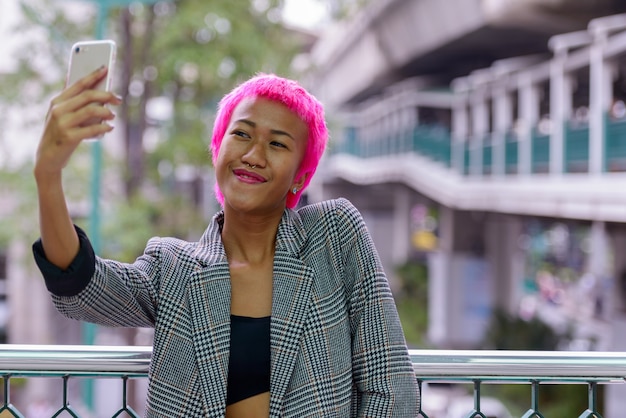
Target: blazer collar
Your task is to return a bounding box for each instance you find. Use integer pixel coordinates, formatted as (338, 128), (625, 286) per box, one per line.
(188, 207), (314, 414)
(193, 207), (308, 266)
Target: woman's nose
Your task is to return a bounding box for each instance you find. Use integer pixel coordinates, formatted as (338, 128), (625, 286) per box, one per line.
(242, 141), (266, 166)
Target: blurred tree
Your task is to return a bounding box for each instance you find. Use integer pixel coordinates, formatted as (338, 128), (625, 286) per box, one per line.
(0, 0), (94, 245)
(482, 309), (569, 350)
(100, 0), (307, 258)
(394, 261), (429, 348)
(0, 0), (317, 255)
(113, 0), (303, 198)
(326, 0), (372, 20)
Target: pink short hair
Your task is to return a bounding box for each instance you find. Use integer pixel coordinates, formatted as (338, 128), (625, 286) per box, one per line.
(210, 73), (328, 209)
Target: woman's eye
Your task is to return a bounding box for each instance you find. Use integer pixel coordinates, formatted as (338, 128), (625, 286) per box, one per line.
(233, 130), (249, 138)
(271, 141), (287, 148)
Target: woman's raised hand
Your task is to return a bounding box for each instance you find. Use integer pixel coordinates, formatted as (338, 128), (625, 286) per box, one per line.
(34, 66), (122, 179)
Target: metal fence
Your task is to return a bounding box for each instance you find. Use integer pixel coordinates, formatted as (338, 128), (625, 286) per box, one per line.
(0, 345), (624, 417)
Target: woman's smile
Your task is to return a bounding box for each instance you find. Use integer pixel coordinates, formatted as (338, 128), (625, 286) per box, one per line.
(233, 168), (267, 184)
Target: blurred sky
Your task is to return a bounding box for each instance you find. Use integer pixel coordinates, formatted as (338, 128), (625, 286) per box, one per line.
(282, 0), (329, 30)
(0, 0), (21, 73)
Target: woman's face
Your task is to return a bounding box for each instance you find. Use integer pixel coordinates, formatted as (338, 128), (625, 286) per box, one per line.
(215, 97), (308, 216)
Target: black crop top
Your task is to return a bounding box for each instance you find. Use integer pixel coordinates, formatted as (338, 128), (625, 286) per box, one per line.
(226, 315), (271, 406)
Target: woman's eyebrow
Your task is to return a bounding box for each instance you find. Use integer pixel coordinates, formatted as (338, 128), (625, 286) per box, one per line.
(235, 118), (295, 141)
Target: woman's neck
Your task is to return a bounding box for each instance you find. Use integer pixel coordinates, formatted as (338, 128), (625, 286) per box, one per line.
(220, 208), (282, 265)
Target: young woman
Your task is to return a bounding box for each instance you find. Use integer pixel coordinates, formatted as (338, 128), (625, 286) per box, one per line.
(32, 68), (419, 417)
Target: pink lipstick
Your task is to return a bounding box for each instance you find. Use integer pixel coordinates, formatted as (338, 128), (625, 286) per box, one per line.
(233, 168), (266, 184)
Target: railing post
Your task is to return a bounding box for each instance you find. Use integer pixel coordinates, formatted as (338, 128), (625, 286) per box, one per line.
(466, 380), (488, 418)
(416, 380), (430, 418)
(577, 381), (604, 418)
(0, 375), (24, 418)
(521, 380), (545, 418)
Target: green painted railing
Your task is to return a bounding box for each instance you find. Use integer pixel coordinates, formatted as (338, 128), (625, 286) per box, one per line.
(482, 136), (493, 175)
(606, 117), (626, 172)
(565, 122), (590, 173)
(411, 349), (622, 418)
(336, 118), (626, 175)
(504, 132), (519, 174)
(0, 345), (621, 417)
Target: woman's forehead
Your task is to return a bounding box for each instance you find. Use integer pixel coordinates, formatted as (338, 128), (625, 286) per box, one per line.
(230, 97), (307, 135)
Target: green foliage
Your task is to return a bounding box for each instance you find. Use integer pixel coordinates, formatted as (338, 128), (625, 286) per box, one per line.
(5, 0), (93, 104)
(328, 0), (373, 20)
(394, 261), (429, 348)
(0, 164), (39, 246)
(482, 309), (568, 350)
(112, 0), (300, 178)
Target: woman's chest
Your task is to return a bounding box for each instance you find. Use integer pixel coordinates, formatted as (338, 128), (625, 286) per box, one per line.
(229, 260), (273, 317)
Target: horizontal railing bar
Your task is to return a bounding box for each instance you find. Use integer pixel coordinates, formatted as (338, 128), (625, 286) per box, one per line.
(409, 349), (626, 382)
(0, 344), (151, 376)
(0, 345), (624, 383)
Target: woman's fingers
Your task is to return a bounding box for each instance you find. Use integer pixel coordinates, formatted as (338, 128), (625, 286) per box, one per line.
(49, 68), (103, 110)
(71, 122), (114, 141)
(47, 97), (113, 135)
(45, 63), (120, 141)
(35, 66), (122, 177)
(49, 88), (121, 121)
(57, 65), (108, 101)
(49, 66), (121, 115)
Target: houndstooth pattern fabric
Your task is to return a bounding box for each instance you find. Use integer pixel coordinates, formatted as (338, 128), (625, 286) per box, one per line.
(45, 198), (419, 417)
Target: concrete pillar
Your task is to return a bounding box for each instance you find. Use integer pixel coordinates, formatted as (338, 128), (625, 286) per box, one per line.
(392, 186), (411, 269)
(470, 87), (488, 177)
(549, 51), (573, 175)
(452, 93), (469, 175)
(493, 84), (513, 176)
(517, 74), (539, 176)
(485, 215), (523, 315)
(589, 33), (613, 174)
(427, 205), (454, 347)
(609, 226), (626, 313)
(589, 221), (610, 277)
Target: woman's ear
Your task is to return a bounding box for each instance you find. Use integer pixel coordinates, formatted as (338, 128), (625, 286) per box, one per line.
(292, 171), (309, 192)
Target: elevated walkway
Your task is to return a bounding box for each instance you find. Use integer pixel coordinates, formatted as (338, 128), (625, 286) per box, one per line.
(319, 12), (626, 223)
(325, 153), (626, 223)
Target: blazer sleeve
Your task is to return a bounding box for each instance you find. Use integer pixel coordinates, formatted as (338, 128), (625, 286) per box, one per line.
(33, 225), (161, 328)
(334, 198), (419, 416)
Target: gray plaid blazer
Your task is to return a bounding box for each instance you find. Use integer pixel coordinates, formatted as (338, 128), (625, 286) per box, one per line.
(44, 198), (419, 417)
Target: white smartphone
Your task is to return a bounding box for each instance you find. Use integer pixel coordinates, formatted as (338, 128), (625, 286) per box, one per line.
(67, 40), (116, 139)
(67, 40), (116, 91)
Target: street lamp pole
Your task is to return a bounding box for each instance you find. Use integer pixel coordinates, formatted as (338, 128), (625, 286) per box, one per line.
(83, 0), (159, 411)
(82, 1), (108, 411)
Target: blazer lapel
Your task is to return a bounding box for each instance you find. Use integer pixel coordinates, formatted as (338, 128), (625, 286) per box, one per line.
(270, 209), (315, 414)
(186, 210), (315, 416)
(188, 214), (232, 415)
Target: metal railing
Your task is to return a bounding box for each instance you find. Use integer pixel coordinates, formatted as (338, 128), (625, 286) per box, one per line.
(0, 345), (623, 417)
